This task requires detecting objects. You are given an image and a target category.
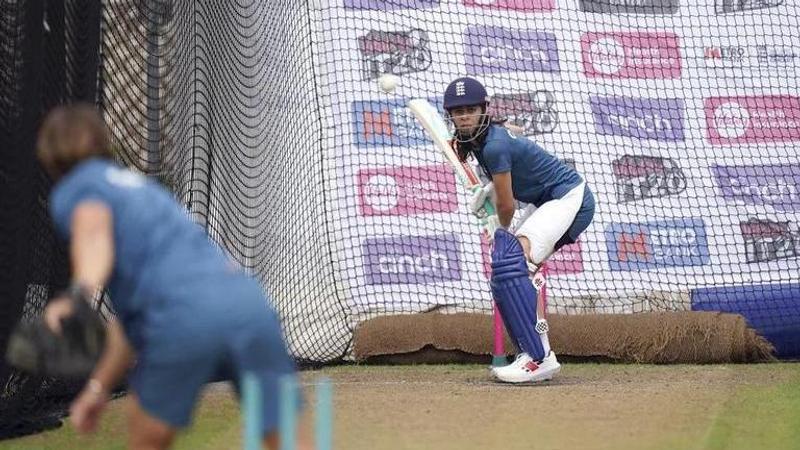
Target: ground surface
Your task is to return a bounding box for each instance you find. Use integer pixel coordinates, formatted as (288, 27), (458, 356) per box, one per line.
(4, 363), (800, 450)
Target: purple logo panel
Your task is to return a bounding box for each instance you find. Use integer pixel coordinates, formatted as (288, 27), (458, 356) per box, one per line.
(591, 96), (685, 141)
(713, 164), (800, 212)
(465, 26), (559, 74)
(345, 0), (440, 9)
(363, 234), (462, 284)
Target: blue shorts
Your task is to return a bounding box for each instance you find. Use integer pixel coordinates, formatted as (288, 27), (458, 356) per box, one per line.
(127, 278), (295, 434)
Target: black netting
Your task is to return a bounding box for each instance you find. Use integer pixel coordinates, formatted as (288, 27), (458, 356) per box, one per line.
(100, 0), (350, 363)
(0, 0), (102, 439)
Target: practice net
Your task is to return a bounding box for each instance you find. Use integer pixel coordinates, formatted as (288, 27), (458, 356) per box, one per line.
(1, 0), (799, 439)
(101, 0), (800, 361)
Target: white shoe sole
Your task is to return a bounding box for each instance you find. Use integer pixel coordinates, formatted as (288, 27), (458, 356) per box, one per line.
(529, 361), (561, 382)
(494, 361), (561, 384)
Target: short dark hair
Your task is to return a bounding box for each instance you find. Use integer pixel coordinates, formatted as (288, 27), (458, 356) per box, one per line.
(37, 104), (112, 180)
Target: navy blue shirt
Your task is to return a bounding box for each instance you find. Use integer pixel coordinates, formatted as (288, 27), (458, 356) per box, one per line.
(474, 125), (584, 206)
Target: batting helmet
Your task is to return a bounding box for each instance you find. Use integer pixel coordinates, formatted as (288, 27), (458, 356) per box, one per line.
(443, 77), (489, 110)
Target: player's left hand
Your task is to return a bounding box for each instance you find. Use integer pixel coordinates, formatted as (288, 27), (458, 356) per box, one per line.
(469, 182), (495, 218)
(70, 380), (109, 434)
(45, 297), (74, 334)
(480, 215), (502, 237)
(5, 285), (106, 378)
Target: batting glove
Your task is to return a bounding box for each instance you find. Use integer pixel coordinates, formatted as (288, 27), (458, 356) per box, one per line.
(481, 214), (501, 236)
(468, 182), (495, 219)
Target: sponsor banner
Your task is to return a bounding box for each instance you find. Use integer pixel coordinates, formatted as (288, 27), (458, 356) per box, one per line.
(363, 234), (462, 284)
(712, 164), (800, 212)
(323, 0), (799, 323)
(490, 91), (558, 135)
(705, 96), (800, 145)
(612, 155), (687, 203)
(548, 241), (584, 275)
(462, 0), (555, 11)
(740, 218), (799, 263)
(357, 29), (433, 80)
(715, 0), (783, 14)
(606, 218), (710, 271)
(582, 32), (681, 79)
(579, 0), (679, 14)
(352, 99), (430, 147)
(753, 45), (798, 67)
(357, 164), (458, 216)
(703, 45), (747, 68)
(702, 44), (798, 72)
(590, 96), (685, 141)
(480, 231), (492, 278)
(480, 234), (583, 277)
(344, 0), (440, 9)
(464, 26), (559, 74)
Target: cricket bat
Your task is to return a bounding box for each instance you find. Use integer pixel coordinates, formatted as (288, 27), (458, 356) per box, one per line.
(408, 98), (507, 367)
(407, 99), (499, 235)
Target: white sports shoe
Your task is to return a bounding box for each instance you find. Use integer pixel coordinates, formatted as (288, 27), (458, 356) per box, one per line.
(491, 352), (532, 379)
(492, 351), (561, 384)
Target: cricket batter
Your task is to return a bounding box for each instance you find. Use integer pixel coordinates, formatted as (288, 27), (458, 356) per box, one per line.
(443, 77), (595, 383)
(37, 104), (309, 449)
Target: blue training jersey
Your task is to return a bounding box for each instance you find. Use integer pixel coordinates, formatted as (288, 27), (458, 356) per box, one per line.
(473, 125), (583, 206)
(49, 159), (239, 347)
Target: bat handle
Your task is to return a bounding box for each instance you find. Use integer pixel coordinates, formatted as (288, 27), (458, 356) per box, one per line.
(483, 216), (500, 239)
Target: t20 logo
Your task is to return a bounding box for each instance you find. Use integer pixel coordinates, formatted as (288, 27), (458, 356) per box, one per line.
(358, 29), (432, 80)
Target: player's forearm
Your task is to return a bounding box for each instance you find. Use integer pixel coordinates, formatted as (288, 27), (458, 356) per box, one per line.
(70, 203), (114, 290)
(90, 320), (134, 393)
(71, 229), (113, 289)
(491, 173), (515, 229)
(497, 203), (515, 229)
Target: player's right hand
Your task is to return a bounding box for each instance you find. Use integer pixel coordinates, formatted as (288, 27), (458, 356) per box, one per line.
(469, 182), (495, 218)
(70, 380), (109, 434)
(44, 297), (74, 334)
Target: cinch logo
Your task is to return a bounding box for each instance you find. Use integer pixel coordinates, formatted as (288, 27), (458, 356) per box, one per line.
(606, 219), (710, 271)
(358, 29), (432, 80)
(464, 26), (559, 74)
(740, 218), (799, 263)
(612, 155), (687, 203)
(490, 91), (558, 135)
(357, 165), (458, 216)
(353, 99), (431, 147)
(462, 0), (555, 11)
(582, 32), (681, 79)
(345, 0), (440, 9)
(579, 0), (679, 14)
(715, 0), (782, 14)
(363, 234), (462, 284)
(712, 164), (800, 212)
(705, 96), (800, 145)
(590, 96), (685, 141)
